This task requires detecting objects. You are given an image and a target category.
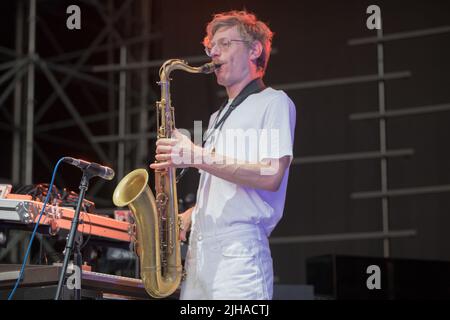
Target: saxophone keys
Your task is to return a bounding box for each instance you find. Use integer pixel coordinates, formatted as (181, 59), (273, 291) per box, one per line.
(178, 216), (184, 230)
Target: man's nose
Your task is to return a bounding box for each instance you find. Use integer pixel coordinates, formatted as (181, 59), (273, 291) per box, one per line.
(210, 44), (221, 58)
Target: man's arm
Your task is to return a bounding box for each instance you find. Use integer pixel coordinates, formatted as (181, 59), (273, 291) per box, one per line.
(196, 152), (291, 192)
(149, 130), (292, 192)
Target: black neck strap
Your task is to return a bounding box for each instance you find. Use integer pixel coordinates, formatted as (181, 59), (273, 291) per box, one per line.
(203, 77), (266, 145)
(214, 77), (266, 130)
(177, 78), (266, 183)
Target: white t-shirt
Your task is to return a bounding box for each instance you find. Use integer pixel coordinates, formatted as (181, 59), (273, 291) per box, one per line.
(192, 87), (296, 237)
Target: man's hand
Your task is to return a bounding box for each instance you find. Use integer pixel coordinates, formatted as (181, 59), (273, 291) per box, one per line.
(179, 206), (195, 241)
(149, 129), (203, 171)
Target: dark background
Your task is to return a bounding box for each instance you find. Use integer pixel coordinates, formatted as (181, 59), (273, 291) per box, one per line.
(0, 0), (449, 286)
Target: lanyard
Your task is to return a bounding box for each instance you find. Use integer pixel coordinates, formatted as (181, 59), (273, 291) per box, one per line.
(203, 77), (267, 147)
(176, 78), (266, 183)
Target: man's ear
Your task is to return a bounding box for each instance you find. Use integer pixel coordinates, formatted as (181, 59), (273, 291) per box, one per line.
(249, 40), (263, 61)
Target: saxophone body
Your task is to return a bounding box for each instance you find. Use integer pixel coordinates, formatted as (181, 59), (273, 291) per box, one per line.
(112, 59), (216, 298)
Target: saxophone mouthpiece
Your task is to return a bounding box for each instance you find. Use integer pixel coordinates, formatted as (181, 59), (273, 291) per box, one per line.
(201, 62), (221, 74)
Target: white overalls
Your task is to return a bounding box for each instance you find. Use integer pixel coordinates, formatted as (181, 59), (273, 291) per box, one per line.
(180, 88), (296, 300)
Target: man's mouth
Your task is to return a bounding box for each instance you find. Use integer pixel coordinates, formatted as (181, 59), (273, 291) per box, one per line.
(214, 62), (225, 71)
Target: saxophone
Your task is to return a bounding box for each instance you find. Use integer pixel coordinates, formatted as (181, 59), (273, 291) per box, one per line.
(112, 59), (216, 298)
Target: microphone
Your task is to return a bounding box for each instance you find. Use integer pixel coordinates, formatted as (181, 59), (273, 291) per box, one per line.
(63, 157), (115, 180)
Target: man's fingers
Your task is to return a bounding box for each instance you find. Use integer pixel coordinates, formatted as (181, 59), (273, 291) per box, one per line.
(156, 145), (172, 154)
(156, 138), (177, 146)
(155, 153), (172, 161)
(155, 153), (182, 161)
(149, 162), (171, 170)
(180, 230), (187, 242)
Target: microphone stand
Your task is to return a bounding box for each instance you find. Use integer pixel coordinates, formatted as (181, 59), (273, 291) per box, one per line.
(54, 171), (91, 300)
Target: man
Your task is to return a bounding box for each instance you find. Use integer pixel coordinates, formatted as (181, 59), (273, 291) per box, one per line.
(150, 10), (296, 299)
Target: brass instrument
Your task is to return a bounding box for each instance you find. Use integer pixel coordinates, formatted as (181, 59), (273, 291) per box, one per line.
(112, 59), (216, 298)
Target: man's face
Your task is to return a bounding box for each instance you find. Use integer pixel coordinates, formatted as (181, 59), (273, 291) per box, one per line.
(209, 26), (253, 87)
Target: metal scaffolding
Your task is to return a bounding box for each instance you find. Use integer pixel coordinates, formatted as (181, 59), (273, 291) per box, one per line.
(0, 0), (161, 207)
(269, 22), (450, 256)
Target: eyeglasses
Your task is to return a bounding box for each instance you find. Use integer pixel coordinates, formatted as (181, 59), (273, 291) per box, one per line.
(204, 38), (249, 57)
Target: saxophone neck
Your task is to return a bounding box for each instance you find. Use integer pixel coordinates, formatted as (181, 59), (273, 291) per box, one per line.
(159, 59), (218, 81)
(156, 59), (219, 139)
